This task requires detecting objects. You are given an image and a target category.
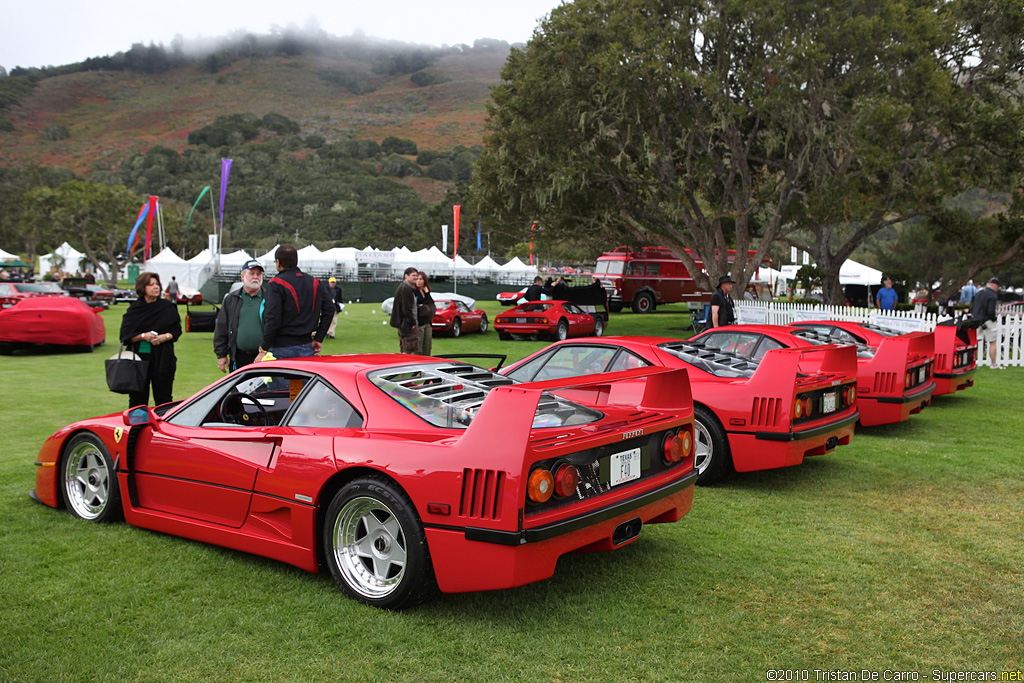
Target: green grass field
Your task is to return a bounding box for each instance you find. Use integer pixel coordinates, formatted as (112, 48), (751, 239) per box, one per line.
(2, 301), (1021, 682)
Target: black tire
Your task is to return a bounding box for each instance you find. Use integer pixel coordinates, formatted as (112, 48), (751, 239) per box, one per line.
(323, 476), (434, 610)
(498, 331), (512, 341)
(632, 291), (656, 314)
(554, 319), (569, 341)
(0, 342), (13, 355)
(60, 433), (122, 522)
(479, 314), (488, 333)
(693, 405), (732, 486)
(593, 317), (605, 337)
(452, 318), (462, 338)
(609, 302), (624, 313)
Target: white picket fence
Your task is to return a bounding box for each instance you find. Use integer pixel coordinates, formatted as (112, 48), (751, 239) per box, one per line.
(734, 301), (1024, 367)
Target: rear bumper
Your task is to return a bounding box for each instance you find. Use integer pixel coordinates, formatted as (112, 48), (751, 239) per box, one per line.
(859, 381), (935, 426)
(494, 324), (554, 336)
(730, 413), (857, 472)
(424, 469), (697, 593)
(933, 368), (976, 396)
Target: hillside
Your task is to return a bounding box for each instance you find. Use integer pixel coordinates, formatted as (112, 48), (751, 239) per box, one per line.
(0, 46), (507, 180)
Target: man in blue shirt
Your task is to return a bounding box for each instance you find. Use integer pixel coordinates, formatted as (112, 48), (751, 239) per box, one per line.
(959, 281), (976, 304)
(876, 278), (899, 310)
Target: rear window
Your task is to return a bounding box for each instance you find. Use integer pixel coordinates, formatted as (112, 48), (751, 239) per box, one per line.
(368, 362), (603, 429)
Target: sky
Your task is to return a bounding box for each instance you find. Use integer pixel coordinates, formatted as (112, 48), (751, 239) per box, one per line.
(0, 0), (566, 70)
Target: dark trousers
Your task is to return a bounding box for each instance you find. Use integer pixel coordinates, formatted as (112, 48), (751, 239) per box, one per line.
(232, 349), (259, 370)
(128, 372), (174, 408)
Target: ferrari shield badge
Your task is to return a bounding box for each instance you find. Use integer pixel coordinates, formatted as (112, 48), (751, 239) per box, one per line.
(114, 428), (124, 443)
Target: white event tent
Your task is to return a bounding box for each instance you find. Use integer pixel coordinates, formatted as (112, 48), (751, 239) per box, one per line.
(38, 242), (87, 275)
(0, 246), (18, 261)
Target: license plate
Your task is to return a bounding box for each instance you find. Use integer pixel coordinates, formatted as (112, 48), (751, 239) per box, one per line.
(918, 367), (925, 383)
(610, 448), (642, 486)
(515, 317), (528, 324)
(822, 392), (837, 413)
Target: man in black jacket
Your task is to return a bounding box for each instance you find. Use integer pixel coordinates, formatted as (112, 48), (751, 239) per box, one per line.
(390, 267), (420, 353)
(214, 259), (265, 372)
(257, 245), (334, 360)
(971, 277), (1002, 369)
(710, 275), (736, 327)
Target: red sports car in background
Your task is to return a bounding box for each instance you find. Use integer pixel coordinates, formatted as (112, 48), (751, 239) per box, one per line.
(0, 296), (106, 354)
(501, 336), (859, 485)
(432, 299), (488, 337)
(789, 319), (975, 397)
(0, 282), (65, 308)
(494, 301), (605, 341)
(497, 287), (527, 305)
(693, 325), (935, 427)
(32, 356), (697, 609)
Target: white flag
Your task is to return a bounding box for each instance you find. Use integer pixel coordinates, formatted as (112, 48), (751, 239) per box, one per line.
(442, 224), (448, 253)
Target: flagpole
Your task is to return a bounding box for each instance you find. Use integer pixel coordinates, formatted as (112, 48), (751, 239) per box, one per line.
(209, 189), (219, 273)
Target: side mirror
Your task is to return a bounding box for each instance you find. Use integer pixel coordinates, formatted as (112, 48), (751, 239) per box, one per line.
(123, 405), (154, 426)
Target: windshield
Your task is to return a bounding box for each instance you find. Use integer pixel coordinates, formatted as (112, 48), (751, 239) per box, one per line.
(594, 260), (625, 276)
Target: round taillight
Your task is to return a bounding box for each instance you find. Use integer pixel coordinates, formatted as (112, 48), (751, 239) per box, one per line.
(663, 432), (683, 463)
(680, 430), (692, 458)
(905, 373), (912, 388)
(553, 464), (579, 497)
(528, 468), (554, 503)
(794, 398), (803, 418)
(803, 397), (814, 417)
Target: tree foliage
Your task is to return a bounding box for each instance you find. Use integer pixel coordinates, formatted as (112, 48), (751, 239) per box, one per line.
(472, 0), (1024, 294)
(21, 181), (141, 283)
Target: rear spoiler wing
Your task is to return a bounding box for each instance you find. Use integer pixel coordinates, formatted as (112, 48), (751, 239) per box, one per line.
(748, 344), (858, 389)
(458, 366), (692, 454)
(874, 332), (935, 364)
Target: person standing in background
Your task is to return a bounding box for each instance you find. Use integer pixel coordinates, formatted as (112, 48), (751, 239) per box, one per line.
(257, 244), (334, 360)
(971, 277), (1002, 370)
(710, 275), (736, 328)
(390, 267), (420, 354)
(415, 272), (436, 356)
(876, 278), (898, 310)
(120, 271), (181, 407)
(326, 276), (343, 339)
(164, 276), (179, 302)
(214, 259), (265, 372)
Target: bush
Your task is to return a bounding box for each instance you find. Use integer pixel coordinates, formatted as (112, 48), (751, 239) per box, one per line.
(188, 113), (260, 147)
(261, 112), (300, 135)
(304, 134), (326, 149)
(410, 70), (450, 87)
(44, 124), (70, 141)
(0, 117), (13, 132)
(381, 136), (418, 156)
(381, 154), (421, 178)
(426, 159), (455, 180)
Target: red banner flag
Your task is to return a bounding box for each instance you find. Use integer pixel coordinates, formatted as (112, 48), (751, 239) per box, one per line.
(144, 195), (157, 259)
(453, 205), (461, 259)
(529, 221), (536, 265)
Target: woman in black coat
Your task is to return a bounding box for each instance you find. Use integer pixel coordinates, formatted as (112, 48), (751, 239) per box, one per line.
(119, 271), (182, 407)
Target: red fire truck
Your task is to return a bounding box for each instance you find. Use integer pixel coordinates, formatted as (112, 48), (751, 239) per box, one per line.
(595, 246), (771, 313)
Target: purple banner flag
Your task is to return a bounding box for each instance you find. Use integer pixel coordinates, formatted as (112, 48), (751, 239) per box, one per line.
(219, 158), (233, 228)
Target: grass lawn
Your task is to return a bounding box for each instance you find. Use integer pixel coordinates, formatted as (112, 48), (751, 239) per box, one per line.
(1, 301), (1021, 682)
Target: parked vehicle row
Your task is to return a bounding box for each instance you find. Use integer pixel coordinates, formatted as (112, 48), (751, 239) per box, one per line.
(26, 305), (978, 610)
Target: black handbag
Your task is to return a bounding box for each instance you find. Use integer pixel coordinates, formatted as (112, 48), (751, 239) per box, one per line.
(105, 343), (149, 394)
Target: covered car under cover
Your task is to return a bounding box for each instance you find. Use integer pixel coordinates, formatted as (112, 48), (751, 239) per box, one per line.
(0, 296), (106, 351)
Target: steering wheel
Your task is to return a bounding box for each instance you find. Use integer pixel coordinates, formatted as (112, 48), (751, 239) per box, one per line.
(218, 391), (269, 426)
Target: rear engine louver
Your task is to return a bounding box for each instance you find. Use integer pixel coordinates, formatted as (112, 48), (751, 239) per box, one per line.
(873, 372), (897, 393)
(750, 397), (781, 427)
(460, 468), (505, 520)
(934, 353), (949, 373)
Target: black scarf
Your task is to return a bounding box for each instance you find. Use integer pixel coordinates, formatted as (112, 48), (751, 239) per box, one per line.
(120, 298), (182, 374)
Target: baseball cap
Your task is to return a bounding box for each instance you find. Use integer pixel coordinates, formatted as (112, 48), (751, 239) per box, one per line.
(989, 277), (1000, 286)
(242, 259), (264, 271)
(329, 276), (337, 283)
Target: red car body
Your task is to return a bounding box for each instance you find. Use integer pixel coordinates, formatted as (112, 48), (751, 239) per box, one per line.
(494, 301), (604, 341)
(500, 336), (859, 485)
(0, 296), (106, 353)
(497, 288), (527, 306)
(32, 355), (697, 609)
(431, 300), (488, 337)
(693, 325), (936, 427)
(789, 320), (975, 397)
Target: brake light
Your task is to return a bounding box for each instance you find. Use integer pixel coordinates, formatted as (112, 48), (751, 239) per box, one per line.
(662, 431), (683, 463)
(527, 468), (554, 503)
(553, 464), (579, 497)
(794, 397), (803, 418)
(803, 397), (813, 418)
(905, 372), (912, 388)
(843, 385), (856, 406)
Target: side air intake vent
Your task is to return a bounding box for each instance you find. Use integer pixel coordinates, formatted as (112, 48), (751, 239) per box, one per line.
(460, 468), (505, 520)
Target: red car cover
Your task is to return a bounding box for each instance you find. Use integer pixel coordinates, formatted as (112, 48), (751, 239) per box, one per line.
(0, 296), (106, 346)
